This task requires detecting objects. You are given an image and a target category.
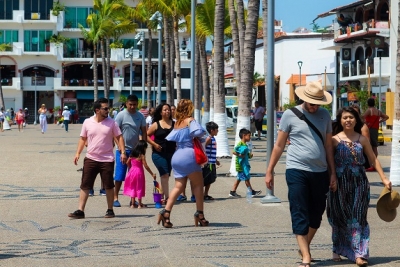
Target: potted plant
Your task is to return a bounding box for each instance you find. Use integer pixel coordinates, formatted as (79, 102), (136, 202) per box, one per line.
(49, 34), (69, 46)
(65, 20), (73, 28)
(53, 106), (60, 123)
(52, 1), (66, 16)
(110, 41), (123, 49)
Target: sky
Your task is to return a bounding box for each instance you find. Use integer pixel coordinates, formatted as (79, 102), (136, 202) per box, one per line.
(275, 0), (355, 32)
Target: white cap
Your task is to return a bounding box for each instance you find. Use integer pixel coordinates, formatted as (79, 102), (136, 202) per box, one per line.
(24, 108), (28, 110)
(64, 106), (68, 109)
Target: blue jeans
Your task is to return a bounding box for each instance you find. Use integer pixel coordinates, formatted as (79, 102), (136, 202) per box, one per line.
(64, 119), (69, 131)
(286, 169), (330, 235)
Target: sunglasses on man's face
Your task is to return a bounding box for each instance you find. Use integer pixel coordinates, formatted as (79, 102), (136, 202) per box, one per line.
(100, 107), (110, 111)
(309, 103), (320, 107)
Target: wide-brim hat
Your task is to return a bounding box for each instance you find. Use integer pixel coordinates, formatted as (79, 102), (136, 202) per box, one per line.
(376, 187), (400, 222)
(295, 81), (332, 105)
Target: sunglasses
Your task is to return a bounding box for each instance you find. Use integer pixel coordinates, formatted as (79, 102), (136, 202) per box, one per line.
(309, 103), (320, 107)
(100, 107), (110, 111)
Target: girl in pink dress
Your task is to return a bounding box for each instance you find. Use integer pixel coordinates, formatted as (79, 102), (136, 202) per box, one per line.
(123, 140), (156, 208)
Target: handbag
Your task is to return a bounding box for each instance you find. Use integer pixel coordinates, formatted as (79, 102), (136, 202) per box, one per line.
(193, 138), (208, 166)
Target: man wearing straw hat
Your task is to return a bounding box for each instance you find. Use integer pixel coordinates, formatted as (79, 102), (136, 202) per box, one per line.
(265, 81), (337, 267)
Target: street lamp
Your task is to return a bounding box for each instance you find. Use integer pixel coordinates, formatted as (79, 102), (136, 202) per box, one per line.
(297, 61), (303, 86)
(135, 31), (146, 103)
(33, 66), (38, 125)
(377, 49), (383, 111)
(150, 11), (163, 106)
(126, 47), (134, 95)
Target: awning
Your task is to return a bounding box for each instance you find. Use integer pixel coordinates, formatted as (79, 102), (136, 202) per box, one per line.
(313, 0), (369, 22)
(286, 74), (306, 85)
(76, 90), (114, 100)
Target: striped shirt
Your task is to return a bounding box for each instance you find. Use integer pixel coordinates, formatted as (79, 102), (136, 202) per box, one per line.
(205, 136), (217, 164)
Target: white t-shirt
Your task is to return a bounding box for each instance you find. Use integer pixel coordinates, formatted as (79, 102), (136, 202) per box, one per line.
(62, 110), (71, 120)
(146, 116), (153, 128)
(112, 110), (118, 118)
(0, 111), (4, 119)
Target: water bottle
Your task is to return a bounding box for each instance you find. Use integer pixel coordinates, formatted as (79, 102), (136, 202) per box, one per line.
(246, 187), (252, 204)
(247, 142), (253, 153)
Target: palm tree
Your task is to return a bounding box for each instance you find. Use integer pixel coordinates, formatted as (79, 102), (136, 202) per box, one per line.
(132, 1), (158, 107)
(93, 0), (136, 99)
(390, 3), (400, 185)
(228, 0), (261, 175)
(146, 0), (191, 102)
(79, 13), (108, 101)
(212, 0), (231, 157)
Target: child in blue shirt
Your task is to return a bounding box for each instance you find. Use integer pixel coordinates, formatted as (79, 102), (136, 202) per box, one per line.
(229, 128), (261, 198)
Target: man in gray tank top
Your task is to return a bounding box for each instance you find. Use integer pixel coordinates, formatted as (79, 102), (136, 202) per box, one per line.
(265, 81), (337, 266)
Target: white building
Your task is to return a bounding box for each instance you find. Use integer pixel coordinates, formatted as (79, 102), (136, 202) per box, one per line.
(0, 0), (190, 123)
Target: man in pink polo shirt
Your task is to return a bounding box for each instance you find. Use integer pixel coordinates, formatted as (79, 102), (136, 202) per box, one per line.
(69, 98), (126, 219)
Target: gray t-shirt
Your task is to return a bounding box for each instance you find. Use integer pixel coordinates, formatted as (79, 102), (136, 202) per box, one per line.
(279, 105), (332, 172)
(115, 109), (146, 150)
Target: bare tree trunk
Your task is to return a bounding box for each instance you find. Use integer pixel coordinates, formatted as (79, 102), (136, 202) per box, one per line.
(173, 17), (182, 102)
(100, 39), (108, 99)
(198, 38), (210, 127)
(228, 0), (241, 95)
(194, 41), (201, 122)
(147, 28), (153, 108)
(213, 0), (230, 157)
(163, 16), (172, 105)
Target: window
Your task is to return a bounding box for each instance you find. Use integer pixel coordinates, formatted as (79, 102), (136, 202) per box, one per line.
(180, 68), (190, 79)
(24, 0), (52, 20)
(24, 30), (52, 52)
(0, 0), (19, 20)
(0, 30), (18, 44)
(65, 7), (94, 28)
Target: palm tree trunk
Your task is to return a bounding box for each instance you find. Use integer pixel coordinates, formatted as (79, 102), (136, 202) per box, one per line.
(93, 45), (99, 101)
(105, 37), (111, 98)
(173, 17), (182, 102)
(147, 28), (153, 108)
(169, 18), (175, 102)
(163, 16), (172, 105)
(228, 0), (241, 94)
(390, 1), (400, 185)
(236, 0), (246, 65)
(100, 39), (108, 99)
(229, 0), (260, 175)
(194, 41), (201, 122)
(213, 0), (230, 157)
(198, 38), (210, 127)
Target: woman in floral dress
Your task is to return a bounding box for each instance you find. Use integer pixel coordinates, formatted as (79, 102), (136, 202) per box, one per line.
(328, 107), (391, 266)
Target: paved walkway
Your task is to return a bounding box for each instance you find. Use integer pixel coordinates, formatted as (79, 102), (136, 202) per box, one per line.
(0, 124), (399, 266)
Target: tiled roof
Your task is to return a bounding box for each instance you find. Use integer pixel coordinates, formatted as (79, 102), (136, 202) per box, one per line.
(286, 74), (307, 85)
(257, 30), (287, 39)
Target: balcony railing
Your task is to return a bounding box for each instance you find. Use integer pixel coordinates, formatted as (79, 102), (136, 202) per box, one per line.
(340, 57), (390, 80)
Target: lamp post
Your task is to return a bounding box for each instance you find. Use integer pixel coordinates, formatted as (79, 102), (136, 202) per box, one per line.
(135, 31), (146, 103)
(297, 61), (303, 86)
(190, 0), (204, 101)
(150, 11), (162, 106)
(33, 66), (38, 125)
(377, 49), (383, 111)
(126, 47), (134, 95)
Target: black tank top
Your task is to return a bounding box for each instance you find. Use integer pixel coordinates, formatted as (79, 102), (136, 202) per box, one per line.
(153, 120), (176, 154)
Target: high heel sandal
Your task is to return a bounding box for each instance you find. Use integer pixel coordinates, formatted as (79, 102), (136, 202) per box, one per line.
(157, 209), (173, 228)
(194, 211), (209, 227)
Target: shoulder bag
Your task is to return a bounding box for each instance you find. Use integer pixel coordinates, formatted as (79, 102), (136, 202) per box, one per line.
(290, 107), (324, 145)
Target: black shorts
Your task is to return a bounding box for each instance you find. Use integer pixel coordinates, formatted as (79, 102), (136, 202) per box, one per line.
(255, 119), (263, 131)
(369, 128), (378, 147)
(80, 157), (115, 190)
(202, 163), (217, 186)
